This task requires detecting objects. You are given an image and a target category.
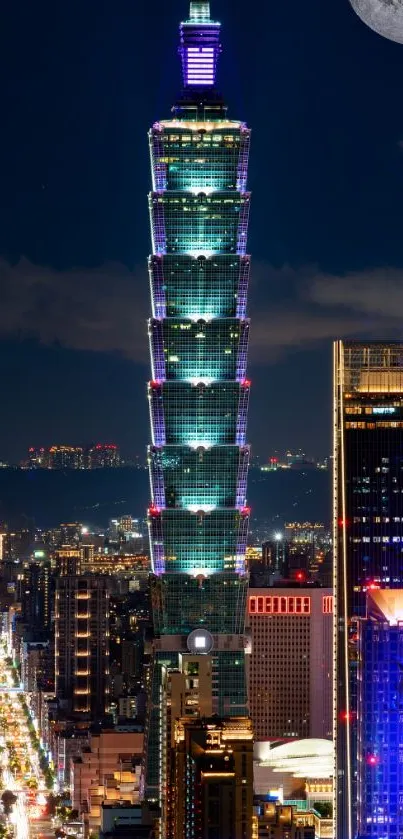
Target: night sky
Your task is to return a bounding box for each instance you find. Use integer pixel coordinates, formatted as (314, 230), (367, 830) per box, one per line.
(1, 0), (403, 463)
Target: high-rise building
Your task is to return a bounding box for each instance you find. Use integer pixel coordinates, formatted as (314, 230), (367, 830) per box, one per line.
(27, 447), (46, 468)
(48, 445), (83, 470)
(86, 444), (120, 469)
(56, 523), (82, 547)
(334, 341), (403, 839)
(261, 537), (288, 578)
(20, 560), (52, 637)
(55, 574), (110, 718)
(172, 716), (253, 839)
(357, 589), (403, 839)
(160, 655), (214, 837)
(145, 1), (251, 799)
(55, 546), (82, 576)
(246, 587), (333, 740)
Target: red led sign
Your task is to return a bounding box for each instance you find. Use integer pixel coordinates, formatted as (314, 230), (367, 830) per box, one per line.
(249, 595), (311, 616)
(322, 595), (334, 615)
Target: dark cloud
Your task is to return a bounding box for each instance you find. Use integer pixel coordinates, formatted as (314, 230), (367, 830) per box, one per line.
(0, 259), (401, 365)
(0, 258), (148, 359)
(308, 268), (403, 320)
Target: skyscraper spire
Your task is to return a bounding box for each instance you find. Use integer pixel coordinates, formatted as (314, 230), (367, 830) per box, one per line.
(144, 3), (252, 807)
(189, 1), (211, 22)
(179, 0), (221, 89)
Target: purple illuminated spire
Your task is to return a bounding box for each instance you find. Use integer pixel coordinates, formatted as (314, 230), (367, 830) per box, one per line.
(179, 1), (221, 89)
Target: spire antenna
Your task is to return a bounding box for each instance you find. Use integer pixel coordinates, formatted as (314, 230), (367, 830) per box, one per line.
(189, 2), (211, 22)
(179, 2), (221, 89)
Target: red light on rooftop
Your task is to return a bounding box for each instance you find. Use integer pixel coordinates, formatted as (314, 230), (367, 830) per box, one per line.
(296, 571), (305, 581)
(149, 504), (160, 516)
(367, 754), (379, 766)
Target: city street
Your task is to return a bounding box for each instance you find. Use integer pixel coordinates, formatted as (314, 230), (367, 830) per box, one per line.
(0, 642), (53, 839)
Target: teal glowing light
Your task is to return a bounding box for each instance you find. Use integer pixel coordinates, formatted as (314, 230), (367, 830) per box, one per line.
(145, 1), (251, 800)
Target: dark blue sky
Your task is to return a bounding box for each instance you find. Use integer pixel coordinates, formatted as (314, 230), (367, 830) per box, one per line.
(1, 0), (403, 462)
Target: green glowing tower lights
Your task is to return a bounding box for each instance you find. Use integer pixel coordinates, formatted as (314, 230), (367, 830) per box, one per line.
(145, 1), (252, 799)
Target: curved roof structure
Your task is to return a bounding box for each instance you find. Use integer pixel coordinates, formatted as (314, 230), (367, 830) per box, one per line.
(254, 739), (333, 779)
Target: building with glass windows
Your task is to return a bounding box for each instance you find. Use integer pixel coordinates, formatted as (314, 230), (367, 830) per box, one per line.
(357, 589), (403, 839)
(246, 588), (333, 741)
(334, 341), (403, 839)
(144, 1), (251, 799)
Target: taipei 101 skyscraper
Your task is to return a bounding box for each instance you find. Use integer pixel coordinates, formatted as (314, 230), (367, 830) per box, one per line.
(145, 1), (252, 797)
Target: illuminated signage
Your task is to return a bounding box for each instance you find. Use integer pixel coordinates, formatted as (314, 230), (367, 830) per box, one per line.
(322, 595), (334, 614)
(249, 595), (311, 616)
(373, 407), (395, 414)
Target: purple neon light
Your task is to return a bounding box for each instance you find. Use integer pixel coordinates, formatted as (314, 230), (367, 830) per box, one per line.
(150, 131), (167, 192)
(236, 194), (251, 255)
(150, 320), (166, 381)
(149, 385), (166, 447)
(185, 48), (215, 86)
(236, 446), (250, 508)
(236, 321), (249, 381)
(149, 195), (166, 255)
(235, 512), (249, 574)
(179, 12), (221, 89)
(236, 257), (250, 319)
(149, 256), (166, 319)
(236, 130), (251, 192)
(235, 385), (250, 446)
(150, 449), (166, 508)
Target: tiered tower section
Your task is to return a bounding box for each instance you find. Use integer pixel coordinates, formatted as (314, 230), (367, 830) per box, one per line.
(145, 1), (251, 798)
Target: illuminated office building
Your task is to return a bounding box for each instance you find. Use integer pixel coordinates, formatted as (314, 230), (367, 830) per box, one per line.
(145, 1), (251, 798)
(334, 341), (403, 839)
(173, 716), (253, 839)
(246, 588), (332, 740)
(55, 546), (82, 576)
(357, 589), (403, 839)
(48, 445), (83, 470)
(20, 560), (52, 637)
(86, 443), (120, 469)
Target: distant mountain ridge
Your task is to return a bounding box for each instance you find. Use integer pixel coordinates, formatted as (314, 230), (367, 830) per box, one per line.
(0, 466), (330, 529)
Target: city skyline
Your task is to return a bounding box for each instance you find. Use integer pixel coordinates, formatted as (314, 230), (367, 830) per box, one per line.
(2, 0), (403, 461)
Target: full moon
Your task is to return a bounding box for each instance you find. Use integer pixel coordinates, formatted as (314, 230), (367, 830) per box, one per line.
(349, 0), (403, 43)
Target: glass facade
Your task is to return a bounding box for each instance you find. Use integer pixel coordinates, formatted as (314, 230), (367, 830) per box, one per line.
(357, 591), (403, 839)
(145, 1), (251, 799)
(334, 341), (403, 839)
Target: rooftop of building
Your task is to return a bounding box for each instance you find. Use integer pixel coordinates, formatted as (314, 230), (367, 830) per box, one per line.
(254, 738), (333, 779)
